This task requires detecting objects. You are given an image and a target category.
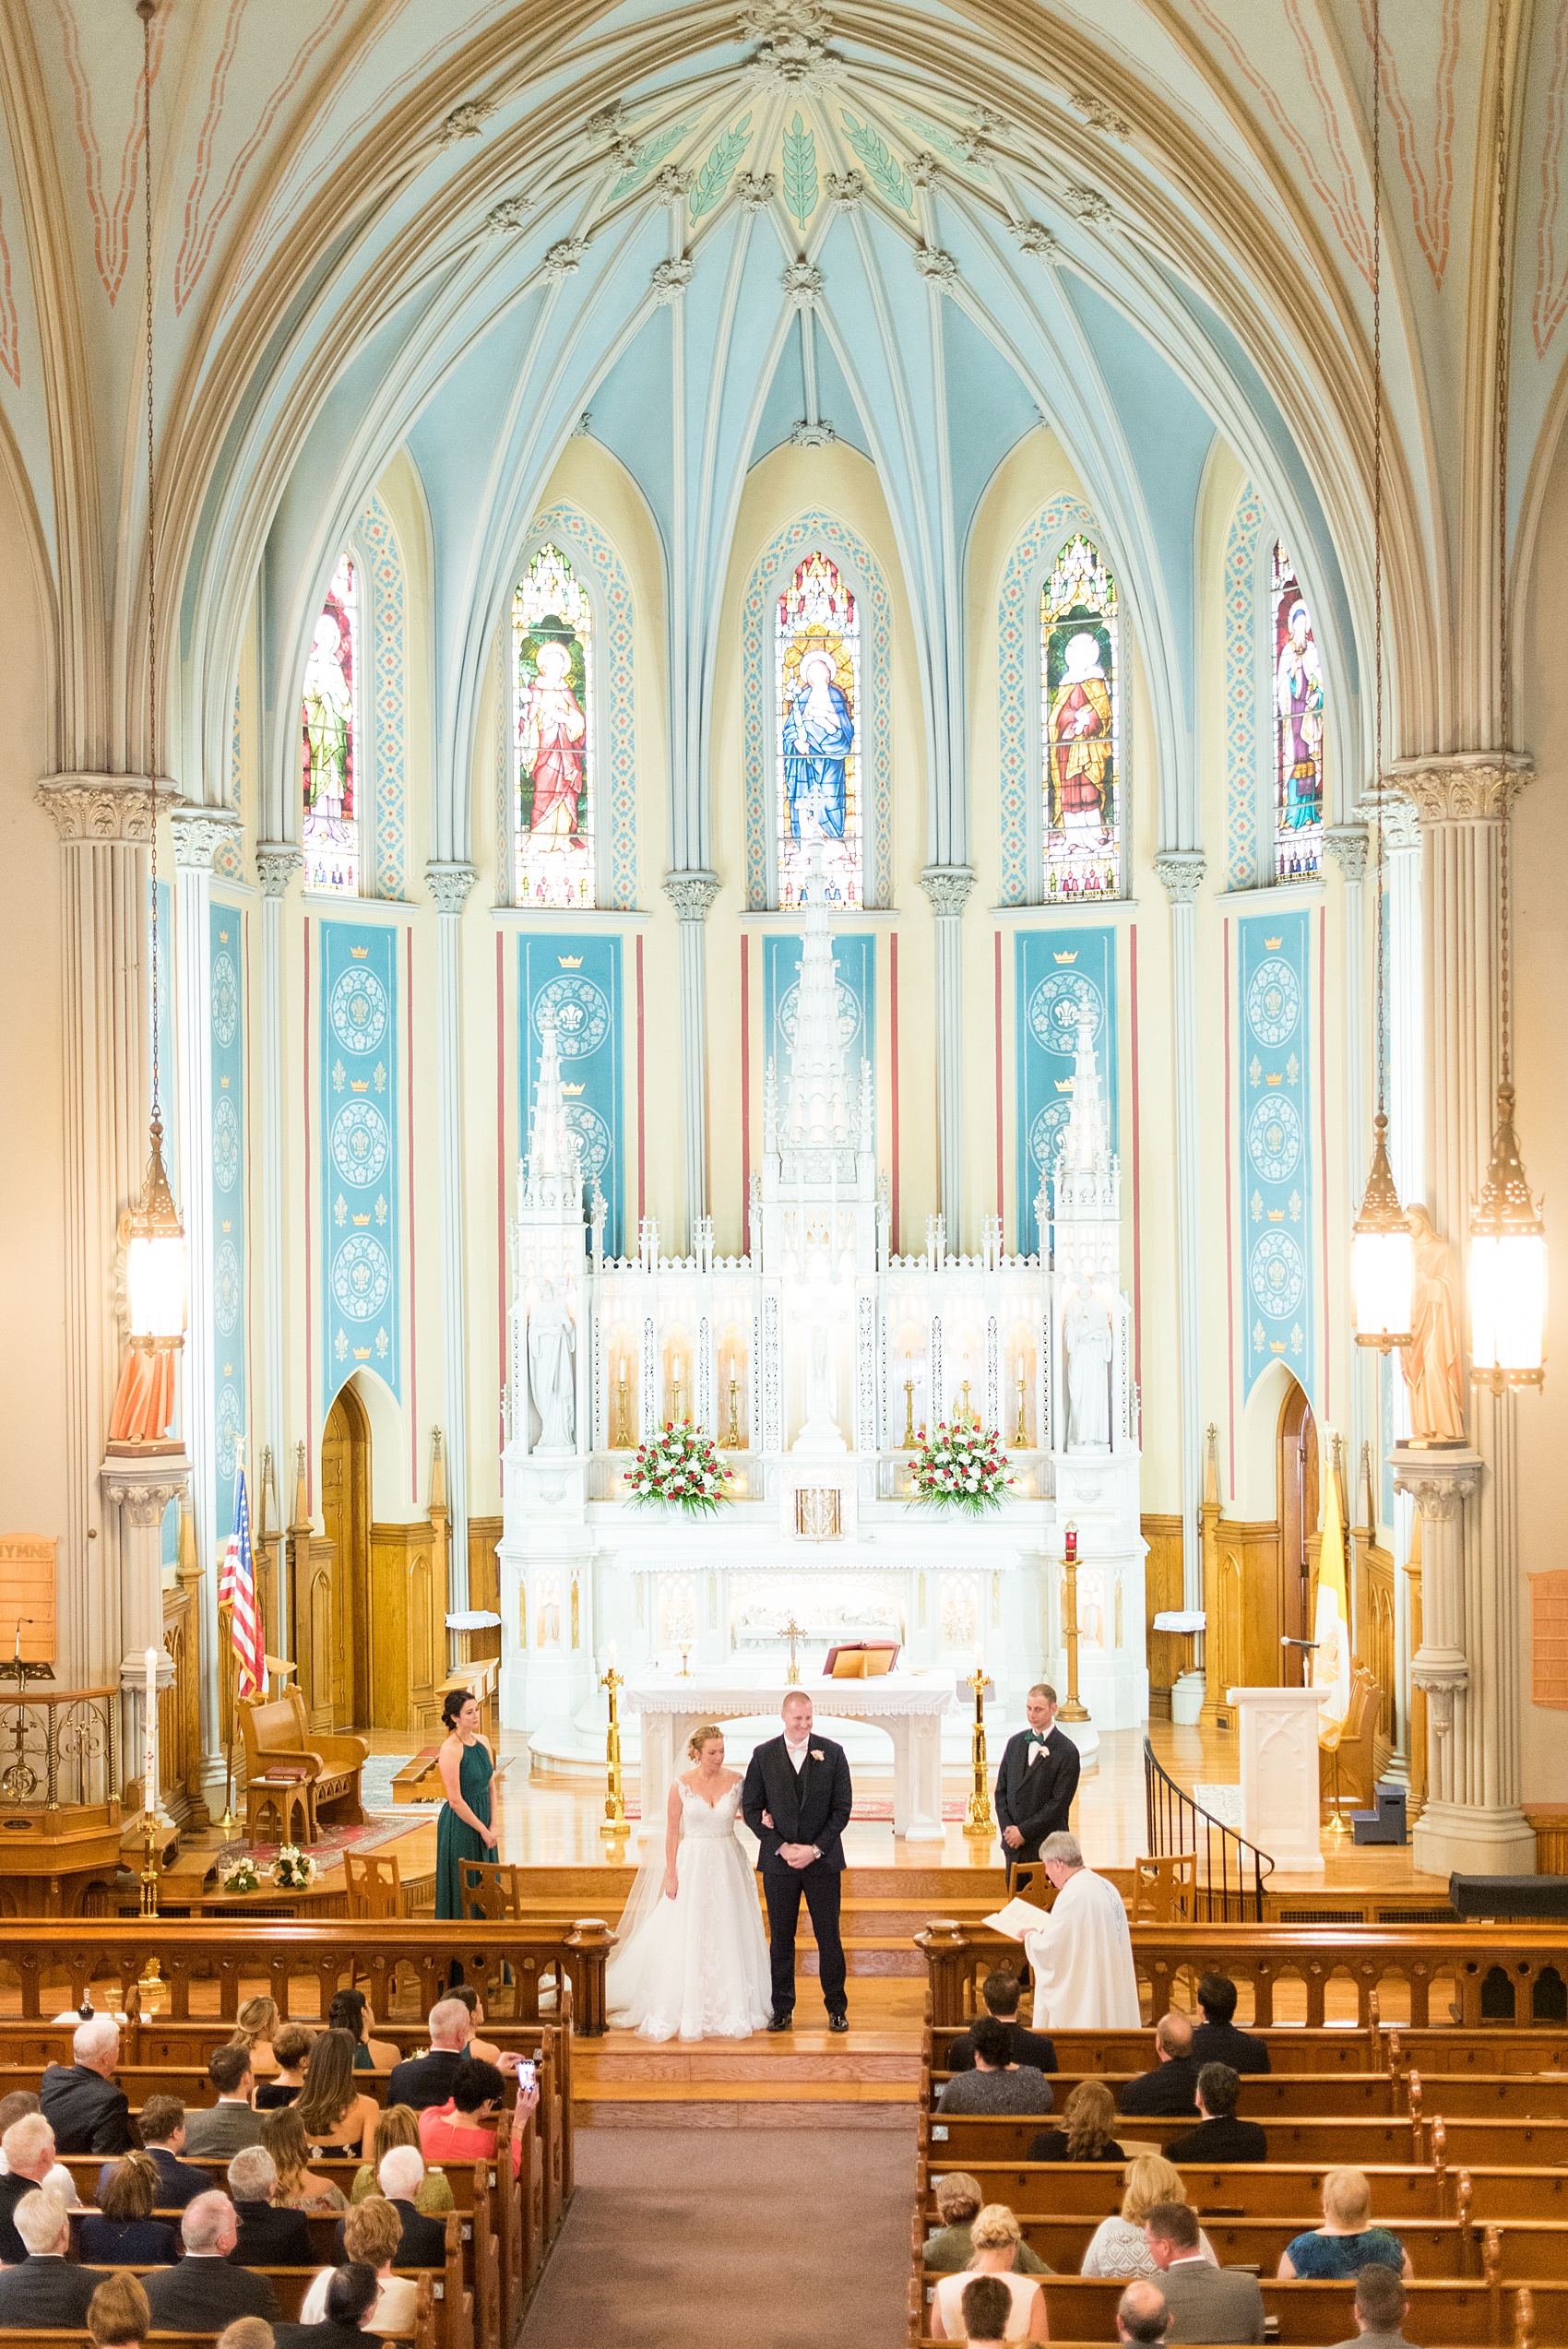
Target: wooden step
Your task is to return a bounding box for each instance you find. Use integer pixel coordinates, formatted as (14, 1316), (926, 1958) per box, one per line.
(576, 2092), (915, 2130)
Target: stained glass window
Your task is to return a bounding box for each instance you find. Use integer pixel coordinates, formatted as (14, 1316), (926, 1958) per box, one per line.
(1272, 540), (1324, 881)
(775, 551), (861, 910)
(514, 544), (593, 908)
(301, 552), (358, 896)
(1040, 535), (1120, 900)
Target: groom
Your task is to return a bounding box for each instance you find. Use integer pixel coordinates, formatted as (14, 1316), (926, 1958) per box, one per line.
(742, 1691), (852, 2034)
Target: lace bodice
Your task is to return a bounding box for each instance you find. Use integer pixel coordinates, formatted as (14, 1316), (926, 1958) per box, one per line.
(677, 1777), (744, 1840)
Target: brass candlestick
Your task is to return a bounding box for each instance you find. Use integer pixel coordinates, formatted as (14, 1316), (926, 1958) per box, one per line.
(1059, 1522), (1090, 1723)
(784, 1616), (804, 1685)
(959, 1377), (974, 1424)
(724, 1370), (742, 1450)
(598, 1664), (628, 1841)
(139, 1811), (161, 1916)
(902, 1356), (917, 1449)
(964, 1661), (993, 1838)
(1014, 1368), (1028, 1448)
(669, 1372), (684, 1423)
(613, 1362), (631, 1450)
(677, 1643), (692, 1679)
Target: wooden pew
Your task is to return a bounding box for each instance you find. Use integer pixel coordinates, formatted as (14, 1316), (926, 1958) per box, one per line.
(926, 2020), (1384, 2074)
(918, 2157), (1450, 2223)
(927, 2065), (1402, 2115)
(922, 2108), (1430, 2165)
(909, 2270), (1537, 2347)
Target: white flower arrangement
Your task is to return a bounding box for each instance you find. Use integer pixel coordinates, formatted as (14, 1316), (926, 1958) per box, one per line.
(907, 1418), (1009, 1515)
(273, 1845), (316, 1890)
(218, 1855), (262, 1894)
(625, 1418), (730, 1515)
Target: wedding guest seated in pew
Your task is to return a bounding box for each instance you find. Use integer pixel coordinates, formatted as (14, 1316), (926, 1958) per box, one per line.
(0, 2094), (79, 2207)
(0, 2189), (106, 2323)
(1081, 2156), (1217, 2280)
(418, 2058), (531, 2180)
(445, 1987), (501, 2068)
(274, 2260), (380, 2349)
(386, 2003), (473, 2114)
(947, 2274), (1015, 2349)
(256, 2025), (314, 2112)
(339, 2150), (445, 2271)
(923, 2173), (1050, 2276)
(936, 2017), (1053, 2117)
(119, 2096), (209, 2209)
(229, 1998), (282, 2079)
(143, 2191), (279, 2328)
(1162, 2064), (1266, 2166)
(1191, 1974), (1270, 2075)
(219, 2319), (276, 2349)
(88, 2270), (150, 2349)
(260, 2107), (349, 2213)
(229, 2146), (314, 2265)
(1145, 2203), (1264, 2344)
(1117, 2281), (1170, 2345)
(301, 2197), (417, 2338)
(40, 2017), (134, 2156)
(350, 2110), (453, 2219)
(1119, 2014), (1199, 2118)
(329, 1990), (398, 2076)
(0, 2113), (67, 2258)
(296, 2032), (379, 2162)
(79, 2151), (179, 2264)
(928, 2208), (1048, 2342)
(184, 2047), (266, 2156)
(1027, 2077), (1125, 2165)
(1277, 2167), (1411, 2281)
(947, 1971), (1058, 2076)
(1324, 2260), (1416, 2349)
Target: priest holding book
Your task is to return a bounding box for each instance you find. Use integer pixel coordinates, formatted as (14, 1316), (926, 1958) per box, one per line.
(986, 1832), (1142, 2031)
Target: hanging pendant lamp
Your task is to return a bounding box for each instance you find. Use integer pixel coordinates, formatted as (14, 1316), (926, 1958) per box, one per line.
(125, 0), (186, 1357)
(1351, 0), (1413, 1354)
(1468, 27), (1547, 1394)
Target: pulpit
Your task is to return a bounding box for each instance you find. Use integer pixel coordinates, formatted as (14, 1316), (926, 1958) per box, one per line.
(1227, 1683), (1325, 1871)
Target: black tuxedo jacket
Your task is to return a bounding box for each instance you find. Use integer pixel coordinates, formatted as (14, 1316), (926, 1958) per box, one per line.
(233, 2199), (314, 2264)
(1163, 2113), (1269, 2165)
(145, 2256), (280, 2329)
(386, 2047), (469, 2112)
(1192, 2018), (1272, 2074)
(741, 1734), (852, 1875)
(993, 1726), (1080, 1847)
(38, 2060), (135, 2155)
(0, 2259), (108, 2328)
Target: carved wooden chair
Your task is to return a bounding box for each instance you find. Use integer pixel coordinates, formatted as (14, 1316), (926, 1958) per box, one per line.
(344, 1847), (435, 1919)
(1321, 1663), (1381, 1811)
(239, 1689), (369, 1827)
(1132, 1849), (1198, 1925)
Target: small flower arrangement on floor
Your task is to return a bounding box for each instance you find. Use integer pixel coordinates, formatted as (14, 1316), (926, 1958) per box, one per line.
(273, 1845), (316, 1890)
(908, 1418), (1009, 1515)
(218, 1855), (262, 1894)
(626, 1418), (729, 1515)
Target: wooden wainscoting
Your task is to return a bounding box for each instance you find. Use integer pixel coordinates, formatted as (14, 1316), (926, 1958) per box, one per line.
(160, 1559), (208, 1828)
(469, 1516), (504, 1667)
(1202, 1516), (1284, 1727)
(1141, 1513), (1184, 1718)
(1526, 1810), (1568, 1872)
(367, 1515), (446, 1736)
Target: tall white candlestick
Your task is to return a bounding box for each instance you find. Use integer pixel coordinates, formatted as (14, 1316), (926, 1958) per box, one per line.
(607, 1640), (618, 1670)
(143, 1644), (158, 1819)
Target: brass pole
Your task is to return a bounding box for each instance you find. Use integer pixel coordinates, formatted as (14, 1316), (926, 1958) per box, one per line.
(964, 1660), (992, 1838)
(1059, 1522), (1090, 1724)
(599, 1664), (627, 1841)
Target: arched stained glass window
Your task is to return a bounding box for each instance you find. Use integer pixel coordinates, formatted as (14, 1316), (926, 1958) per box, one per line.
(776, 551), (861, 909)
(514, 543), (594, 908)
(1040, 534), (1120, 900)
(302, 552), (359, 896)
(1272, 540), (1325, 880)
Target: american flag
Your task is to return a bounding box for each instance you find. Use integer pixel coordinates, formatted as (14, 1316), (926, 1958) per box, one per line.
(218, 1464), (267, 1701)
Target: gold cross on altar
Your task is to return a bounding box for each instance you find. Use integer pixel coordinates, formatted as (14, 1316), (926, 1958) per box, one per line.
(784, 1617), (804, 1685)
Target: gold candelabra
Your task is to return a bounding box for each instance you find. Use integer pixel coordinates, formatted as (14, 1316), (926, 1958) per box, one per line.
(613, 1360), (631, 1449)
(1059, 1523), (1090, 1723)
(139, 1811), (161, 1916)
(959, 1377), (974, 1424)
(598, 1663), (628, 1841)
(902, 1355), (917, 1448)
(783, 1615), (804, 1685)
(1014, 1366), (1028, 1448)
(964, 1658), (993, 1838)
(724, 1370), (742, 1450)
(669, 1371), (684, 1423)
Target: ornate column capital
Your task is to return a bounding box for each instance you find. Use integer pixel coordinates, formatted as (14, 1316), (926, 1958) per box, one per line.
(170, 805), (244, 871)
(1391, 1444), (1482, 1517)
(1154, 848), (1206, 905)
(1324, 824), (1370, 885)
(256, 842), (304, 899)
(425, 860), (479, 915)
(919, 864), (976, 918)
(36, 772), (171, 845)
(1372, 793), (1421, 850)
(663, 869), (721, 921)
(1384, 751), (1533, 823)
(100, 1450), (191, 1526)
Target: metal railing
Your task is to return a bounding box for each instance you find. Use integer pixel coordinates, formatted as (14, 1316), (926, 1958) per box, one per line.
(1143, 1737), (1273, 1921)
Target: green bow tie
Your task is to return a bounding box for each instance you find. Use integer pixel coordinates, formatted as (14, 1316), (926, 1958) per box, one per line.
(1029, 1731), (1050, 1746)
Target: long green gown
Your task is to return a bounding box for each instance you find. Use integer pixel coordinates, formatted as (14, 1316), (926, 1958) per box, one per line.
(434, 1737), (493, 1919)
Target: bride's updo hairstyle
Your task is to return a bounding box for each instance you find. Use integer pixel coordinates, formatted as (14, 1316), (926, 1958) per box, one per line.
(686, 1724), (725, 1761)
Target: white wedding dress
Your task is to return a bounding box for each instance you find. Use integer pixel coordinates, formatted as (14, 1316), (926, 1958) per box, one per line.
(605, 1778), (773, 2042)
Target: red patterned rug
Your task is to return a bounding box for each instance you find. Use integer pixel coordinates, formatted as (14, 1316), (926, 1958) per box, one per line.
(225, 1814), (428, 1868)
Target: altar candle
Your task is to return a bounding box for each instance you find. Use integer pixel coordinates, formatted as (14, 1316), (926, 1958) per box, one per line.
(143, 1644), (158, 1819)
(607, 1640), (617, 1670)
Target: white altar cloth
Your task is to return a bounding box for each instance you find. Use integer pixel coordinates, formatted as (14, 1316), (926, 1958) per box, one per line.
(624, 1669), (956, 1843)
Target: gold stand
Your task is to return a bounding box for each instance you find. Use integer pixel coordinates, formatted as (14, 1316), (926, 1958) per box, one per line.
(135, 1956), (166, 2018)
(613, 1365), (631, 1450)
(902, 1364), (917, 1449)
(1323, 1742), (1352, 1838)
(598, 1665), (628, 1842)
(963, 1661), (992, 1838)
(217, 1641), (239, 1837)
(1059, 1522), (1090, 1724)
(784, 1616), (803, 1685)
(139, 1812), (160, 1916)
(1014, 1369), (1028, 1449)
(677, 1643), (692, 1679)
(724, 1371), (742, 1450)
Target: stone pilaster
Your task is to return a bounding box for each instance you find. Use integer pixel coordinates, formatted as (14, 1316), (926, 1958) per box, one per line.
(663, 871), (721, 1229)
(256, 843), (301, 1650)
(919, 865), (976, 1242)
(426, 860), (478, 1611)
(1376, 791), (1422, 1785)
(1155, 850), (1206, 1609)
(1325, 822), (1371, 1565)
(101, 1453), (186, 1815)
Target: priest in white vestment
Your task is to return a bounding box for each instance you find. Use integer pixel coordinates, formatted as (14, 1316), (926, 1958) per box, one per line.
(1022, 1832), (1142, 2031)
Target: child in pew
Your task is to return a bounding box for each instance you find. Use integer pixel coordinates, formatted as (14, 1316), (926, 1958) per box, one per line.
(261, 2107), (350, 2213)
(298, 2193), (419, 2338)
(350, 2109), (454, 2219)
(79, 2152), (179, 2265)
(88, 2271), (150, 2349)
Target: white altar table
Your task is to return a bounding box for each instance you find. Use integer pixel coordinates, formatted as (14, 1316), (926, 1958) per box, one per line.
(625, 1670), (956, 1843)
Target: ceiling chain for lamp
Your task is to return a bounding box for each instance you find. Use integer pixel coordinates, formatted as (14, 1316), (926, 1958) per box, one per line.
(123, 0), (187, 1358)
(1468, 14), (1547, 1393)
(1351, 0), (1414, 1355)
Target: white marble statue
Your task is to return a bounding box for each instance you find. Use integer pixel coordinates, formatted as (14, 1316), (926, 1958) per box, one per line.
(529, 1279), (576, 1451)
(1063, 1286), (1112, 1450)
(1402, 1204), (1466, 1442)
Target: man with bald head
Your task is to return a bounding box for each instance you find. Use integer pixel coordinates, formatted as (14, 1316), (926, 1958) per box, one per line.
(39, 2017), (132, 2155)
(1120, 2011), (1201, 2117)
(742, 1692), (853, 2033)
(1118, 2281), (1170, 2343)
(386, 1998), (474, 2111)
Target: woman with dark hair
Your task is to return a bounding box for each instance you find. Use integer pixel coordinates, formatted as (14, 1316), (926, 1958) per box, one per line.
(294, 2030), (377, 2160)
(434, 1689), (495, 1923)
(417, 2058), (527, 2180)
(79, 2153), (179, 2264)
(1028, 2077), (1125, 2165)
(88, 2273), (151, 2349)
(327, 1988), (398, 2073)
(255, 2023), (313, 2110)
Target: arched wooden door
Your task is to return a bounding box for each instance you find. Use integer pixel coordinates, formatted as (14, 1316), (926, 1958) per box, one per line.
(1277, 1378), (1319, 1686)
(317, 1385), (371, 1729)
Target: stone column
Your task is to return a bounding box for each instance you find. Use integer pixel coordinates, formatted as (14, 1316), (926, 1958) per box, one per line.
(919, 866), (976, 1244)
(100, 1453), (186, 1815)
(169, 806), (243, 1764)
(1155, 851), (1206, 1611)
(427, 860), (478, 1613)
(1325, 823), (1370, 1603)
(663, 872), (721, 1233)
(1394, 1446), (1480, 1840)
(35, 774), (158, 1692)
(256, 844), (301, 1653)
(1381, 794), (1422, 1785)
(1387, 752), (1535, 1873)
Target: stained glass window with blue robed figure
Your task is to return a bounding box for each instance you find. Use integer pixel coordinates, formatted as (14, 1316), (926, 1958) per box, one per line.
(514, 542), (594, 908)
(302, 552), (359, 896)
(776, 550), (861, 909)
(1040, 534), (1120, 901)
(1272, 540), (1325, 880)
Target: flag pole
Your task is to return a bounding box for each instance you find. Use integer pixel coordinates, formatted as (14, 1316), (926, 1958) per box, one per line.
(217, 1440), (245, 1837)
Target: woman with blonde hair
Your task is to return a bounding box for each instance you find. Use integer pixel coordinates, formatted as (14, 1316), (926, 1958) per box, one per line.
(1277, 2166), (1411, 2279)
(258, 2106), (348, 2212)
(924, 2172), (1049, 2276)
(1080, 2153), (1218, 2277)
(1028, 2077), (1125, 2165)
(227, 1997), (280, 2076)
(87, 2273), (150, 2349)
(350, 2105), (455, 2216)
(292, 2027), (378, 2158)
(930, 2206), (1048, 2340)
(298, 2193), (418, 2336)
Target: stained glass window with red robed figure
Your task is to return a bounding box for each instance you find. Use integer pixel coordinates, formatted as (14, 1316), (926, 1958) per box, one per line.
(1272, 540), (1325, 880)
(1040, 534), (1120, 900)
(301, 552), (358, 896)
(776, 550), (861, 910)
(514, 543), (594, 908)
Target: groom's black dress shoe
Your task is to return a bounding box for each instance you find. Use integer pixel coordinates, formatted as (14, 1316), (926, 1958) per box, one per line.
(828, 2012), (849, 2034)
(767, 2012), (793, 2032)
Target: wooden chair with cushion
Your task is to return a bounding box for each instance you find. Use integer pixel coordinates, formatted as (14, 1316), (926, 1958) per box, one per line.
(1320, 1661), (1380, 1811)
(239, 1688), (369, 1828)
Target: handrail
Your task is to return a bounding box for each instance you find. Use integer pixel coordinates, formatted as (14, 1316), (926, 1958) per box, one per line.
(1143, 1736), (1274, 1921)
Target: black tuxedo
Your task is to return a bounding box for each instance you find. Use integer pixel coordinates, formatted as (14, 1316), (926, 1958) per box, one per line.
(38, 2059), (135, 2155)
(144, 2256), (279, 2329)
(1192, 2018), (1272, 2074)
(0, 2258), (108, 2328)
(993, 1726), (1080, 1870)
(741, 1732), (853, 2019)
(233, 2199), (314, 2264)
(386, 2047), (469, 2112)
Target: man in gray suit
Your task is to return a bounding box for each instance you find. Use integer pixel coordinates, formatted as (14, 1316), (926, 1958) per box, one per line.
(1145, 2204), (1265, 2344)
(1325, 2263), (1416, 2349)
(180, 2046), (264, 2155)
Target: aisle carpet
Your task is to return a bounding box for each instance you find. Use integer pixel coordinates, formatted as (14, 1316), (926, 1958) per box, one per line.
(518, 2123), (914, 2349)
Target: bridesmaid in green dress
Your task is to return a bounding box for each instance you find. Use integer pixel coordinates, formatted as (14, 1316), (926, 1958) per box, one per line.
(435, 1689), (497, 1919)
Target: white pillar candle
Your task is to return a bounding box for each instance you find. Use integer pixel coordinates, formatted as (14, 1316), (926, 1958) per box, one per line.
(143, 1644), (159, 1818)
(607, 1640), (618, 1670)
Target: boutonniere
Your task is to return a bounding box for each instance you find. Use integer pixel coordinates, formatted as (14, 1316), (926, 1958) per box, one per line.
(811, 1748), (825, 1762)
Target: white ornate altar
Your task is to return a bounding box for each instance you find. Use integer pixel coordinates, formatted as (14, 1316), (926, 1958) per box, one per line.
(497, 861), (1147, 1788)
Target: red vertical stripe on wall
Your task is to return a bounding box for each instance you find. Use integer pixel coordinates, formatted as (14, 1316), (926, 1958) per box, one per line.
(636, 933), (647, 1228)
(407, 925), (418, 1504)
(1129, 925), (1143, 1396)
(993, 930), (1004, 1226)
(303, 919), (313, 1516)
(496, 931), (506, 1436)
(889, 931), (901, 1258)
(740, 936), (751, 1240)
(1319, 905), (1330, 1422)
(1224, 918), (1236, 1499)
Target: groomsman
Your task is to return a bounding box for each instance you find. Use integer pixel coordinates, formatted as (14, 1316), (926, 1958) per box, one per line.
(994, 1683), (1080, 1879)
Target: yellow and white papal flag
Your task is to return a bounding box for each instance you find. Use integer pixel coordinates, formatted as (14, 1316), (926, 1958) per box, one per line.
(1312, 1459), (1352, 1734)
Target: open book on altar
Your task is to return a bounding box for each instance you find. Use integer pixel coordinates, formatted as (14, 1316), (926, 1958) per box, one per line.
(982, 1896), (1050, 1939)
(823, 1641), (900, 1678)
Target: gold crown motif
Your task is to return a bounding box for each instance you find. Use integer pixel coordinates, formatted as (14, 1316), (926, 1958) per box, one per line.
(350, 1079), (370, 1093)
(562, 1081), (586, 1096)
(1052, 950), (1078, 965)
(1267, 1209), (1285, 1223)
(1054, 1077), (1075, 1094)
(1270, 1340), (1287, 1354)
(220, 1221), (232, 1235)
(220, 931), (229, 945)
(220, 1075), (230, 1089)
(352, 1347), (372, 1360)
(1264, 936), (1283, 950)
(350, 945), (370, 959)
(557, 955), (584, 968)
(351, 1213), (371, 1227)
(1265, 1073), (1283, 1086)
(223, 1364), (232, 1379)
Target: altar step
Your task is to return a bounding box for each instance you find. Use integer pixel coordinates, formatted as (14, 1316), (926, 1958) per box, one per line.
(574, 2003), (923, 2129)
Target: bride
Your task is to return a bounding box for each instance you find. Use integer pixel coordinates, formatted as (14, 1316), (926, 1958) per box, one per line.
(605, 1723), (772, 2041)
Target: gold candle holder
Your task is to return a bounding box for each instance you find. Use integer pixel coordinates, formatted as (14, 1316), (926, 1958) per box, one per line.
(1014, 1366), (1028, 1448)
(902, 1354), (917, 1449)
(784, 1616), (804, 1686)
(724, 1369), (742, 1450)
(139, 1812), (161, 1916)
(677, 1643), (692, 1679)
(1059, 1522), (1090, 1724)
(598, 1664), (628, 1841)
(964, 1660), (993, 1838)
(613, 1361), (631, 1450)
